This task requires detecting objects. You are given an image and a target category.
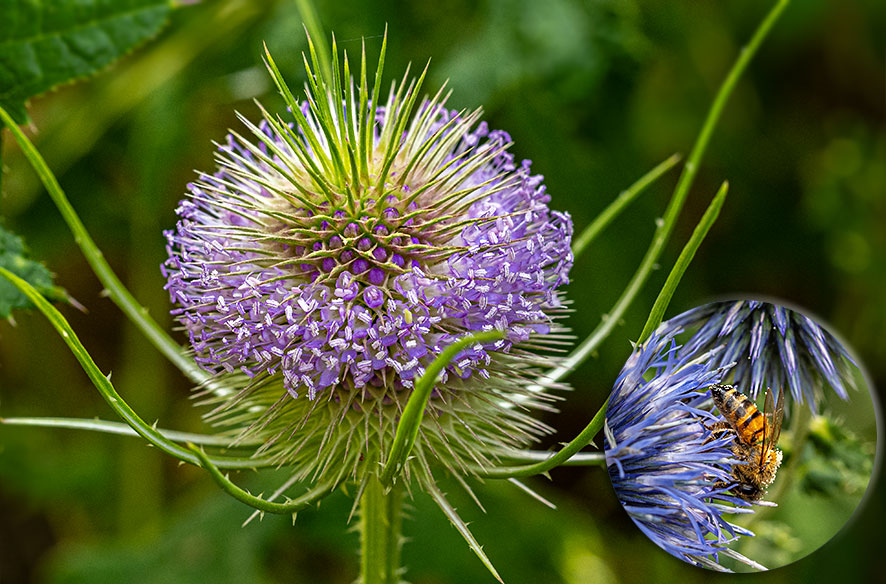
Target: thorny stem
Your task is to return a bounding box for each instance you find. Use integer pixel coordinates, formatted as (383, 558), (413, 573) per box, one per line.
(489, 0), (790, 479)
(571, 153), (682, 259)
(477, 396), (609, 479)
(0, 105), (212, 388)
(189, 444), (341, 515)
(361, 473), (403, 584)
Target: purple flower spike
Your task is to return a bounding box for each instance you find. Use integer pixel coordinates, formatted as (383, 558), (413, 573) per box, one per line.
(161, 40), (572, 480)
(164, 102), (570, 402)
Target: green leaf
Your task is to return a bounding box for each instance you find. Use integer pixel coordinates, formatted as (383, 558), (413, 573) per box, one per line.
(0, 0), (173, 123)
(0, 222), (64, 318)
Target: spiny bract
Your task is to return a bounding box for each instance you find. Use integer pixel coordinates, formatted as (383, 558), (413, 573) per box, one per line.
(668, 300), (857, 411)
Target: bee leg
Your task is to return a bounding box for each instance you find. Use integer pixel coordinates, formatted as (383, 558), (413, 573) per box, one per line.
(702, 421), (732, 444)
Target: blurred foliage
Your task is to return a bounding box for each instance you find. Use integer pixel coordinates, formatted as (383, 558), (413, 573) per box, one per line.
(802, 414), (874, 498)
(0, 0), (883, 583)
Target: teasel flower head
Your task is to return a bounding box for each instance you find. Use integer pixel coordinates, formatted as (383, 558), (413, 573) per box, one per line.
(161, 36), (573, 485)
(605, 327), (765, 572)
(666, 300), (856, 411)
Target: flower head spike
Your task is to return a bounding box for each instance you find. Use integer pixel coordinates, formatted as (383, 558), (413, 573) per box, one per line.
(666, 300), (857, 411)
(161, 35), (573, 483)
(605, 328), (765, 572)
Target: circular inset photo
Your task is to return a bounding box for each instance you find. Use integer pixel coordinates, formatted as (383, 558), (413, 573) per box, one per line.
(603, 299), (878, 572)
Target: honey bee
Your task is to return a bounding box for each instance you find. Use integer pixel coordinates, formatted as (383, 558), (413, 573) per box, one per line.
(707, 384), (785, 501)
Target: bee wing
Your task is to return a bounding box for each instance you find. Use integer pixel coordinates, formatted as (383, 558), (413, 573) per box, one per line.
(770, 386), (785, 447)
(763, 386), (775, 433)
(758, 389), (771, 469)
(759, 387), (784, 467)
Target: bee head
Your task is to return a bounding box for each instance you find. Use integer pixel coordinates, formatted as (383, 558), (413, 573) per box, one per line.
(734, 482), (763, 500)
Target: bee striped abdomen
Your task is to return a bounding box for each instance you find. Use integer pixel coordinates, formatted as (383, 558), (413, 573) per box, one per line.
(710, 384), (765, 446)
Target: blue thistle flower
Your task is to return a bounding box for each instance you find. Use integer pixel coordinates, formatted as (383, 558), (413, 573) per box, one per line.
(666, 300), (856, 410)
(605, 328), (765, 572)
(160, 40), (572, 481)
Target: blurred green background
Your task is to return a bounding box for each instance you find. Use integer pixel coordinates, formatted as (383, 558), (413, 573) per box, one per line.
(1, 0), (883, 582)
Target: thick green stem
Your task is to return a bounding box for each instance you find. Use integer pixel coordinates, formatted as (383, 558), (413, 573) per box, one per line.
(360, 474), (403, 584)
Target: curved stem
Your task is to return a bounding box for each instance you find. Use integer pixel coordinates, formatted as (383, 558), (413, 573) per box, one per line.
(189, 444), (339, 516)
(478, 182), (728, 479)
(636, 180), (729, 344)
(360, 473), (403, 584)
(0, 267), (275, 470)
(0, 105), (211, 388)
(476, 396), (608, 479)
(495, 450), (606, 466)
(572, 153), (682, 259)
(491, 182), (727, 479)
(380, 330), (504, 486)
